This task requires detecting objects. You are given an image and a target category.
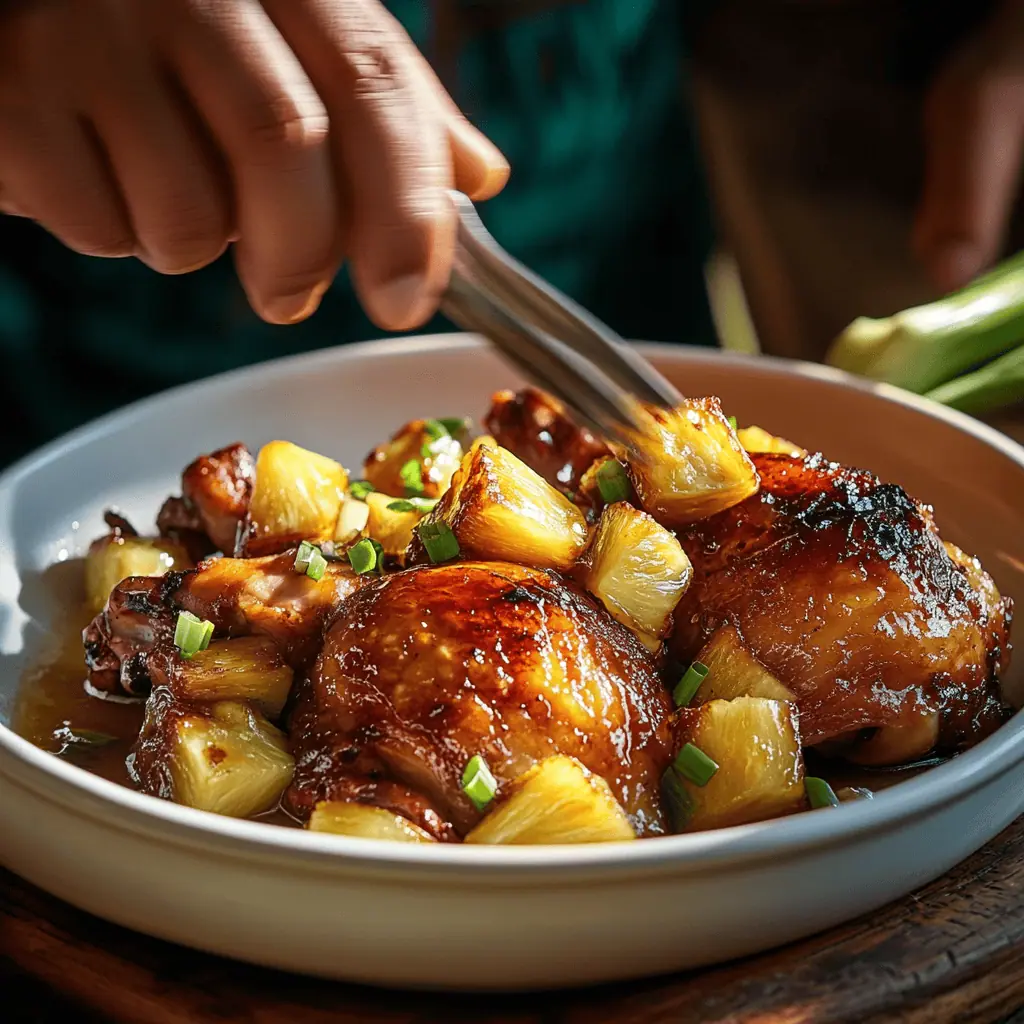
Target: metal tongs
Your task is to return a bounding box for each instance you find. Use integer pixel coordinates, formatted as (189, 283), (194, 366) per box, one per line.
(440, 192), (682, 446)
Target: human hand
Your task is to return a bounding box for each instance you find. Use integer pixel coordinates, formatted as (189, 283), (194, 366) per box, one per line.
(0, 0), (508, 329)
(913, 0), (1024, 294)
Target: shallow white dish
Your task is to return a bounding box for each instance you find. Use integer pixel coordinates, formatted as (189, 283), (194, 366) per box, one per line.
(0, 335), (1023, 991)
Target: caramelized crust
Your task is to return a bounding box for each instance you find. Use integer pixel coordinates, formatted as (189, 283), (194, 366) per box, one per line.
(484, 388), (610, 498)
(157, 443), (254, 556)
(286, 562), (673, 837)
(84, 552), (363, 698)
(670, 453), (1012, 751)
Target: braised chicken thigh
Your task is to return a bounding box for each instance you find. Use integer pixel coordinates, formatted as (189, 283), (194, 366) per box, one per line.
(670, 453), (1011, 759)
(286, 561), (672, 838)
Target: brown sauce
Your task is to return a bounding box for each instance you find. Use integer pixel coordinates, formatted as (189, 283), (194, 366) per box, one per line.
(12, 605), (144, 786)
(11, 606), (299, 827)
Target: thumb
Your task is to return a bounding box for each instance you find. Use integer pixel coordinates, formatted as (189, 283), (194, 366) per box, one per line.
(913, 46), (1024, 293)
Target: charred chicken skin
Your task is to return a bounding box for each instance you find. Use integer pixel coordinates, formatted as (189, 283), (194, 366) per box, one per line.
(670, 452), (1012, 756)
(285, 561), (673, 838)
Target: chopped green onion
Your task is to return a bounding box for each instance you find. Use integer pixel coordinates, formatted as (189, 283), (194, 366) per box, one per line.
(173, 610), (214, 659)
(54, 725), (118, 749)
(347, 538), (383, 575)
(387, 497), (438, 514)
(661, 768), (694, 832)
(423, 419), (448, 441)
(673, 743), (719, 787)
(805, 777), (840, 809)
(294, 540), (316, 573)
(417, 521), (460, 563)
(439, 416), (469, 436)
(305, 545), (328, 582)
(596, 460), (630, 504)
(400, 459), (424, 496)
(349, 480), (375, 501)
(462, 754), (498, 812)
(727, 415), (739, 430)
(673, 661), (709, 708)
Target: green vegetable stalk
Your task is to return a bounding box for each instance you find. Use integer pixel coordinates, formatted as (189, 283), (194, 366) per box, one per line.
(826, 250), (1024, 396)
(925, 342), (1024, 415)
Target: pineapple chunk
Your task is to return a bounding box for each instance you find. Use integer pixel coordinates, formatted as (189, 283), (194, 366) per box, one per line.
(364, 419), (464, 499)
(414, 443), (588, 570)
(245, 441), (348, 556)
(172, 636), (294, 719)
(621, 398), (759, 527)
(167, 701), (295, 818)
(334, 495), (371, 547)
(692, 625), (795, 704)
(670, 698), (804, 832)
(365, 491), (426, 560)
(465, 756), (636, 845)
(307, 802), (436, 843)
(737, 425), (807, 458)
(578, 501), (692, 649)
(85, 534), (191, 614)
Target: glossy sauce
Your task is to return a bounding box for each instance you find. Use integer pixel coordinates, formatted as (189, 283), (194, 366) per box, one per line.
(12, 608), (298, 827)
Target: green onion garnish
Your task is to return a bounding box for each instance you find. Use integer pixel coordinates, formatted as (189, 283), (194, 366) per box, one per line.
(400, 459), (424, 496)
(596, 460), (630, 504)
(462, 754), (498, 812)
(387, 497), (438, 514)
(294, 540), (316, 573)
(305, 545), (328, 581)
(295, 541), (328, 581)
(673, 743), (719, 787)
(423, 419), (448, 441)
(173, 610), (214, 659)
(417, 521), (460, 563)
(347, 538), (384, 575)
(661, 768), (694, 832)
(805, 777), (840, 809)
(349, 480), (375, 501)
(439, 416), (469, 436)
(673, 661), (709, 707)
(727, 415), (739, 430)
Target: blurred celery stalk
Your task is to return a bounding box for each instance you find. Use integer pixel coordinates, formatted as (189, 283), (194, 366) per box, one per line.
(925, 343), (1024, 415)
(826, 250), (1024, 395)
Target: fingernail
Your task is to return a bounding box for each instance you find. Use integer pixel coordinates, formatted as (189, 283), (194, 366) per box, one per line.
(374, 274), (436, 331)
(929, 240), (983, 293)
(264, 280), (330, 325)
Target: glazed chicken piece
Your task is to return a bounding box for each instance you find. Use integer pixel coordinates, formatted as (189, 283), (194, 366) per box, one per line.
(485, 388), (611, 498)
(84, 551), (362, 697)
(670, 452), (1012, 756)
(157, 443), (254, 558)
(285, 561), (674, 839)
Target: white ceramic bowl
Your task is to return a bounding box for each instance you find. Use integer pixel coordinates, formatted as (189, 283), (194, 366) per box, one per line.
(1, 336), (1022, 991)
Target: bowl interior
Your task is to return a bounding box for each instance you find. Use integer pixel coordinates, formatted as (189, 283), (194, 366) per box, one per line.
(1, 335), (1022, 731)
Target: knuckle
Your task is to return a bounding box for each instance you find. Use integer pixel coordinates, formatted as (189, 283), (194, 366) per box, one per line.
(65, 226), (135, 258)
(144, 204), (230, 273)
(244, 95), (329, 159)
(347, 37), (402, 99)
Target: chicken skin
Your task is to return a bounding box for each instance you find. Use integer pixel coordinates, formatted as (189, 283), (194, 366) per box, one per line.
(670, 452), (1012, 754)
(84, 551), (361, 697)
(285, 561), (674, 839)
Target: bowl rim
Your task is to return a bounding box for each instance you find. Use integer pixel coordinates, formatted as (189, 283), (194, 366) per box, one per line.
(2, 333), (1023, 881)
